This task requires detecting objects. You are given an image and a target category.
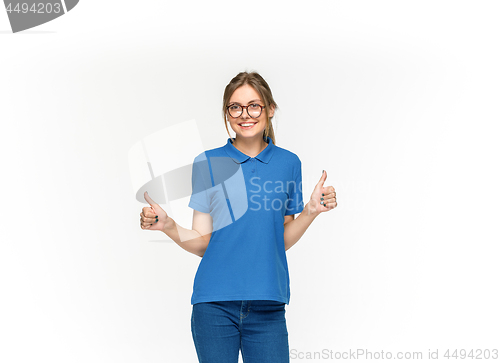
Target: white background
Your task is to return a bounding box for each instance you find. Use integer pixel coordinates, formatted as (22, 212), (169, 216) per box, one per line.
(1, 1), (499, 362)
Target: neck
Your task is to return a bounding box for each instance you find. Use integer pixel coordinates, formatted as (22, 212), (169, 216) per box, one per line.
(232, 135), (268, 158)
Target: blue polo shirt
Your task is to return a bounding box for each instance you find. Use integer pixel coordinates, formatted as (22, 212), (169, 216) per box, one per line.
(188, 136), (304, 305)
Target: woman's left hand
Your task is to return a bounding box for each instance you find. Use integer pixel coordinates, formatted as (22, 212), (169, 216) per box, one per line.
(306, 170), (337, 216)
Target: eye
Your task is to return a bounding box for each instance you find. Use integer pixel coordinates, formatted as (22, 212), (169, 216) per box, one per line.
(249, 103), (260, 108)
(229, 104), (240, 110)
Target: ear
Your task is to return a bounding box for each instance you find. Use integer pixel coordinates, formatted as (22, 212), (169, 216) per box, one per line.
(268, 104), (276, 118)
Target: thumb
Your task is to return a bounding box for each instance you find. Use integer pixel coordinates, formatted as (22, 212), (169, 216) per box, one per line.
(317, 170), (327, 189)
(144, 191), (158, 215)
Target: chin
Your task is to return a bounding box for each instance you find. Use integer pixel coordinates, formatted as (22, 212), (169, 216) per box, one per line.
(238, 130), (265, 137)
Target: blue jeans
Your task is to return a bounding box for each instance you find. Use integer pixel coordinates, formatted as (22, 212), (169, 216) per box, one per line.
(191, 300), (289, 363)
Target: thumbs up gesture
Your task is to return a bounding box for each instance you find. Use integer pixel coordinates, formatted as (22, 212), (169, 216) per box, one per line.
(306, 170), (337, 216)
(140, 191), (175, 231)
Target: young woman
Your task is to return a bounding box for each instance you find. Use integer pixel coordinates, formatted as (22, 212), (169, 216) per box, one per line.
(139, 71), (337, 363)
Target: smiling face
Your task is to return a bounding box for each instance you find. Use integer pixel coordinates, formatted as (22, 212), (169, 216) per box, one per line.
(226, 84), (275, 142)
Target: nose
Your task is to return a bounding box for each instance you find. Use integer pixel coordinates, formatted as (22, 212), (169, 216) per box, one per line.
(241, 106), (251, 119)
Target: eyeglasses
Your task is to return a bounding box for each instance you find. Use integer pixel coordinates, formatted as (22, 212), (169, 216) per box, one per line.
(226, 103), (266, 118)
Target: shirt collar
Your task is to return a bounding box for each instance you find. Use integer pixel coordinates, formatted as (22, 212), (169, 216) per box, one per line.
(224, 136), (275, 164)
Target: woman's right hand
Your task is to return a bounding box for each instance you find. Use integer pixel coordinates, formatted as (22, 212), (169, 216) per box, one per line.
(140, 191), (175, 232)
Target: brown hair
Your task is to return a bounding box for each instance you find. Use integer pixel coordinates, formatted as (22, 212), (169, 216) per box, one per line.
(222, 71), (278, 146)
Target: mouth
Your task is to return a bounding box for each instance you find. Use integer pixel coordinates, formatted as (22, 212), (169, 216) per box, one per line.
(238, 121), (258, 130)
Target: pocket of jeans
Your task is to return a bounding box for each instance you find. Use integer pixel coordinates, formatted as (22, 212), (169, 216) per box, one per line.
(257, 300), (286, 311)
(267, 300), (285, 305)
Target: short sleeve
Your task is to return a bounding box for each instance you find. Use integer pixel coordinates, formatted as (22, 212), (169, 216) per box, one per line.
(285, 157), (304, 215)
(188, 154), (211, 213)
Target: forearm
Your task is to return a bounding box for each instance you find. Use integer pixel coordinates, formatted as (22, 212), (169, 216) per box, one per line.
(162, 219), (209, 257)
(284, 202), (319, 251)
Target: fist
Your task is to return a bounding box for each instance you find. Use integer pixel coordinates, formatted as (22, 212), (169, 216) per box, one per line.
(307, 170), (337, 215)
(140, 191), (175, 231)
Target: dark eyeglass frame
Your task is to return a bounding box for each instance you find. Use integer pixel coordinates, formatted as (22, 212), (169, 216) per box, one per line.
(226, 103), (266, 119)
